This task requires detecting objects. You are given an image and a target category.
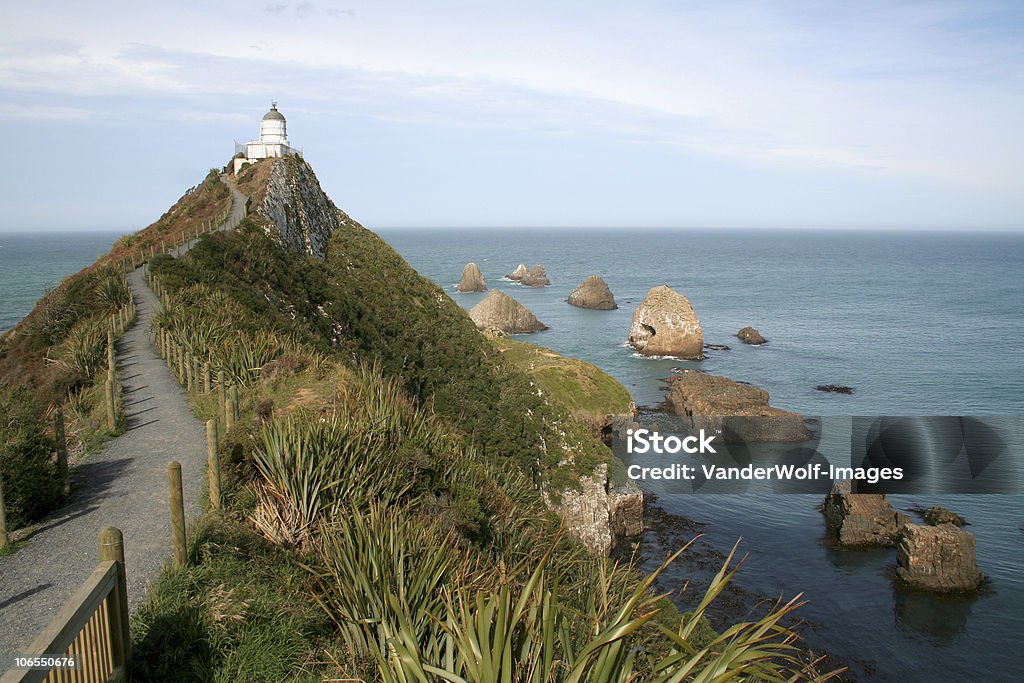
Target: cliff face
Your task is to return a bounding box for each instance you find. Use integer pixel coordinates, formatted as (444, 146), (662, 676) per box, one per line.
(256, 156), (350, 258)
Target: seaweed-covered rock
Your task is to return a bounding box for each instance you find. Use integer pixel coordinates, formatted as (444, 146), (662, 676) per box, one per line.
(456, 262), (486, 292)
(469, 290), (547, 334)
(920, 506), (967, 527)
(567, 275), (617, 310)
(896, 523), (983, 592)
(627, 285), (703, 358)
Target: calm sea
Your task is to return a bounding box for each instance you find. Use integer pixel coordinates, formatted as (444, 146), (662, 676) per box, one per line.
(3, 228), (1022, 681)
(380, 227), (1024, 683)
(0, 232), (121, 335)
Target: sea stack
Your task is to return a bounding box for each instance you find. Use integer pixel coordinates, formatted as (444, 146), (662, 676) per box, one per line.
(567, 275), (617, 310)
(507, 264), (529, 281)
(737, 326), (767, 345)
(822, 480), (909, 546)
(896, 523), (984, 592)
(469, 290), (547, 334)
(506, 264), (550, 287)
(456, 262), (486, 292)
(627, 285), (702, 358)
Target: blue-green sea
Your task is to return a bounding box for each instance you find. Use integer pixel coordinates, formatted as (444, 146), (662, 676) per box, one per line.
(3, 227), (1023, 681)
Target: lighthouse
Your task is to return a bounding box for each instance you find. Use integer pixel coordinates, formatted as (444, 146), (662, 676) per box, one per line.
(233, 103), (299, 173)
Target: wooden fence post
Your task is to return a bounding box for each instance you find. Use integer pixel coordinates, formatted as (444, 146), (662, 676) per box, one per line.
(168, 462), (187, 567)
(229, 385), (239, 423)
(206, 420), (221, 510)
(99, 527), (131, 667)
(185, 350), (194, 391)
(202, 362), (211, 394)
(176, 343), (185, 384)
(217, 372), (227, 422)
(107, 329), (115, 374)
(0, 470), (9, 550)
(105, 379), (117, 432)
(54, 407), (68, 486)
(224, 399), (235, 431)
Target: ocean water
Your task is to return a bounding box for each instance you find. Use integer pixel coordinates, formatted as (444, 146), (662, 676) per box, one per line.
(379, 227), (1024, 682)
(0, 232), (121, 335)
(2, 227), (1022, 680)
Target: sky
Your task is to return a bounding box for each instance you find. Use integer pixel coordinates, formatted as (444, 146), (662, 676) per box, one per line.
(0, 1), (1022, 231)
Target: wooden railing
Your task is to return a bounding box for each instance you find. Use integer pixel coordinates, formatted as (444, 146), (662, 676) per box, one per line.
(1, 529), (130, 683)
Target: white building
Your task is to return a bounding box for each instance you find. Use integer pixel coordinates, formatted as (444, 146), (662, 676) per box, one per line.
(233, 103), (300, 174)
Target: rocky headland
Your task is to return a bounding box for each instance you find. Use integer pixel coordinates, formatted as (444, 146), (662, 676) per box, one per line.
(456, 262), (486, 292)
(664, 369), (810, 442)
(469, 290), (547, 334)
(567, 275), (617, 310)
(627, 285), (703, 359)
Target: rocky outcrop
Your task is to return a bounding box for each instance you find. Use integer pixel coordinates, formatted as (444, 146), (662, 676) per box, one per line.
(896, 523), (983, 592)
(456, 262), (486, 292)
(548, 464), (643, 555)
(521, 265), (550, 287)
(823, 481), (910, 546)
(469, 290), (547, 334)
(609, 482), (644, 541)
(918, 506), (967, 527)
(507, 264), (528, 280)
(257, 156), (346, 258)
(506, 264), (550, 287)
(567, 275), (617, 310)
(736, 326), (767, 345)
(665, 369), (810, 442)
(627, 285), (703, 358)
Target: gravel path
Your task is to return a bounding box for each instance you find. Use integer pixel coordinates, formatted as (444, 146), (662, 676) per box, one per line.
(0, 175), (246, 672)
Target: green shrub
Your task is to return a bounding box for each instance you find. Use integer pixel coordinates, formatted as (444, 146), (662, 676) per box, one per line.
(0, 386), (62, 529)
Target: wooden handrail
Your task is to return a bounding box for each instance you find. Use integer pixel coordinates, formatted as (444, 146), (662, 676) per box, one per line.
(1, 529), (129, 683)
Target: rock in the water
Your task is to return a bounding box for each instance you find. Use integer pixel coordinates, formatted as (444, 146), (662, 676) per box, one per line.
(469, 290), (547, 334)
(737, 326), (767, 345)
(816, 384), (854, 394)
(521, 265), (550, 287)
(507, 264), (529, 281)
(666, 369), (810, 442)
(703, 343), (731, 351)
(456, 262), (487, 292)
(506, 263), (550, 287)
(628, 285), (703, 358)
(567, 275), (617, 310)
(896, 523), (983, 592)
(919, 506), (967, 527)
(823, 481), (910, 546)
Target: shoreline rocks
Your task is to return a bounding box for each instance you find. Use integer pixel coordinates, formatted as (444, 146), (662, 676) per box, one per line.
(456, 262), (486, 292)
(736, 326), (767, 345)
(547, 464), (644, 555)
(469, 290), (547, 334)
(627, 285), (703, 359)
(896, 523), (984, 592)
(665, 369), (810, 442)
(567, 275), (617, 310)
(822, 481), (910, 546)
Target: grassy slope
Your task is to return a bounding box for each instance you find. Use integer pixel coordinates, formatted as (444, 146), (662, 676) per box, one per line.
(492, 337), (635, 434)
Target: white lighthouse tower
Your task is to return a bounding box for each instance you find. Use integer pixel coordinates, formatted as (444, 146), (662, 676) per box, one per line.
(234, 103), (299, 173)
